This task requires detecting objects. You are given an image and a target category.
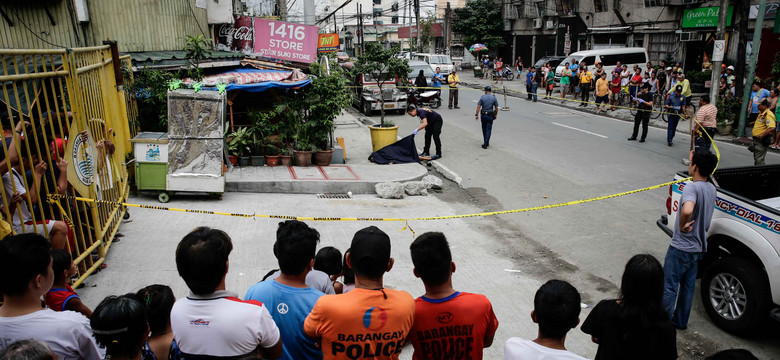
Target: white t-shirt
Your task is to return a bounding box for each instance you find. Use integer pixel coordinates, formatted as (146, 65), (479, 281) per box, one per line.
(1, 169), (32, 228)
(170, 290), (280, 358)
(504, 338), (588, 360)
(620, 70), (631, 87)
(0, 309), (104, 360)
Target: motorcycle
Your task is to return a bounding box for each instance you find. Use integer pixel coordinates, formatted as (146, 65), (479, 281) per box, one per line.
(492, 67), (515, 81)
(407, 88), (441, 109)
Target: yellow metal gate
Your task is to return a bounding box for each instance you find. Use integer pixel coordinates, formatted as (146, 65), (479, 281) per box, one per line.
(0, 44), (134, 286)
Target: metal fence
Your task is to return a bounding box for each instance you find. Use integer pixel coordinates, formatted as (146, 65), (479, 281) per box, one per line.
(0, 44), (134, 286)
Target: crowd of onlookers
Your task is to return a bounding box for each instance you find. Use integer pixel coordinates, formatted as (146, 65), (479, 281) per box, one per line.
(0, 220), (761, 360)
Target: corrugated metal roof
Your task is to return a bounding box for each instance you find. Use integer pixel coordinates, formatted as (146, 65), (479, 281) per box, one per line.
(126, 50), (244, 69)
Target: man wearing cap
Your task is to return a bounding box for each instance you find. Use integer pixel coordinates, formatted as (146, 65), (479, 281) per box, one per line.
(678, 72), (692, 112)
(628, 83), (655, 143)
(476, 86), (499, 149)
(665, 85), (686, 146)
(750, 99), (776, 165)
(725, 66), (735, 88)
(304, 226), (415, 360)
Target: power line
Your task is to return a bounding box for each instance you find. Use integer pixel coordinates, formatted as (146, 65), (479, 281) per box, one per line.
(9, 8), (66, 48)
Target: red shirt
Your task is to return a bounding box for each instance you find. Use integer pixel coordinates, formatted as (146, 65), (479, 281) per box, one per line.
(631, 74), (643, 86)
(610, 77), (621, 93)
(407, 292), (499, 360)
(45, 284), (79, 311)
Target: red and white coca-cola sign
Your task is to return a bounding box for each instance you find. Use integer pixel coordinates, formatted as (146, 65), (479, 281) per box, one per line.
(215, 15), (254, 53)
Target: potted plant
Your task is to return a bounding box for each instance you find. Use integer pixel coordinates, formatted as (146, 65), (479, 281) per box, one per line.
(354, 43), (411, 152)
(248, 110), (276, 166)
(293, 131), (313, 166)
(226, 126), (251, 166)
(716, 96), (737, 136)
(265, 145), (280, 167)
(279, 147), (292, 166)
(313, 133), (334, 166)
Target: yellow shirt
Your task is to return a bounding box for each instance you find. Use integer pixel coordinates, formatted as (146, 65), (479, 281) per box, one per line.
(596, 78), (610, 97)
(679, 79), (692, 97)
(447, 74), (459, 88)
(579, 71), (593, 84)
(752, 109), (777, 137)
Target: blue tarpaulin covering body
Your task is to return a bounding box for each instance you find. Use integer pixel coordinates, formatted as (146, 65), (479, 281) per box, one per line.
(200, 69), (311, 92)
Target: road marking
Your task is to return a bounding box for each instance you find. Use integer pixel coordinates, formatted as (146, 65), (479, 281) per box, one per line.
(552, 122), (609, 138)
(472, 99), (478, 102)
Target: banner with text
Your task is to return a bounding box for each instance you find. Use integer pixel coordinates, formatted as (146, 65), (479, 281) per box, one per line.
(317, 33), (340, 53)
(254, 18), (318, 63)
(215, 14), (255, 53)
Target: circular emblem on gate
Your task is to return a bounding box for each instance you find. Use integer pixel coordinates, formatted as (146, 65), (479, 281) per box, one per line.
(277, 303), (289, 315)
(72, 133), (96, 186)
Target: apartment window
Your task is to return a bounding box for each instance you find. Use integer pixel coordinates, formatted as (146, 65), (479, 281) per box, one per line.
(392, 16), (399, 23)
(373, 0), (381, 4)
(594, 0), (607, 12)
(555, 0), (578, 14)
(373, 8), (382, 17)
(644, 0), (665, 7)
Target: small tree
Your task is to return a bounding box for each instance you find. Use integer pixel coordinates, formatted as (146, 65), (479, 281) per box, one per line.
(453, 0), (505, 51)
(354, 43), (411, 127)
(184, 34), (213, 80)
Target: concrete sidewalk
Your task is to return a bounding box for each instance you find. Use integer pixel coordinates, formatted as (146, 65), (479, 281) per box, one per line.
(225, 112), (427, 194)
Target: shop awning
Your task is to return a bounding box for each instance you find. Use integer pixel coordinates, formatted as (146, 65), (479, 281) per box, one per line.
(185, 68), (311, 92)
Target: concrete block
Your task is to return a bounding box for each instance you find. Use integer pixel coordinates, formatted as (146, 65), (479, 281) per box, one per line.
(421, 175), (443, 190)
(332, 145), (345, 164)
(404, 181), (428, 196)
(375, 182), (405, 199)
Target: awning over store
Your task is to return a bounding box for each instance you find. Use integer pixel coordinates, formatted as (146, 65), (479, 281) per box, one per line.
(126, 50), (245, 70)
(184, 68), (311, 92)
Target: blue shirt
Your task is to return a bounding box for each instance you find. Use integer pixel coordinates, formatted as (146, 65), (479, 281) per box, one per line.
(478, 94), (498, 115)
(432, 73), (443, 88)
(569, 64), (579, 72)
(244, 281), (324, 360)
(751, 88), (771, 113)
(666, 92), (686, 111)
(526, 71), (534, 85)
(416, 107), (442, 123)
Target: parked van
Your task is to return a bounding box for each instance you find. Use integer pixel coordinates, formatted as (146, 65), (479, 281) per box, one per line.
(555, 47), (648, 83)
(412, 53), (454, 75)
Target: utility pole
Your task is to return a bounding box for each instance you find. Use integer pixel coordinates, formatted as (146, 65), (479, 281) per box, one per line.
(407, 0), (413, 51)
(445, 2), (451, 55)
(709, 0), (729, 102)
(737, 0), (767, 138)
(415, 0), (421, 52)
(279, 0), (288, 21)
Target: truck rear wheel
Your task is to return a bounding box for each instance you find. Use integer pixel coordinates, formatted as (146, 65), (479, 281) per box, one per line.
(700, 257), (770, 335)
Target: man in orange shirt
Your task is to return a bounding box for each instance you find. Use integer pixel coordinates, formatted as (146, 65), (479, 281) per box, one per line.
(406, 232), (499, 360)
(304, 226), (415, 360)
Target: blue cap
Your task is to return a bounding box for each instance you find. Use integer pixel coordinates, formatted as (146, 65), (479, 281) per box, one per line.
(484, 86), (492, 92)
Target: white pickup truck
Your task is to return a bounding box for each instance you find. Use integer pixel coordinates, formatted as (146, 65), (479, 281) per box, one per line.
(657, 165), (780, 335)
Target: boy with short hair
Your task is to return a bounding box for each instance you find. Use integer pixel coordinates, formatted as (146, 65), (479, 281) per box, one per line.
(406, 232), (499, 360)
(45, 249), (92, 318)
(245, 220), (325, 360)
(0, 234), (103, 360)
(170, 227), (283, 359)
(304, 226), (415, 360)
(504, 280), (586, 360)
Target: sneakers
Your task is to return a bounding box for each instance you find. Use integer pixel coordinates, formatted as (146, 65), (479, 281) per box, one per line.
(421, 152), (430, 157)
(639, 139), (646, 143)
(627, 137), (637, 141)
(454, 106), (460, 109)
(668, 141), (673, 146)
(430, 154), (441, 160)
(481, 144), (487, 149)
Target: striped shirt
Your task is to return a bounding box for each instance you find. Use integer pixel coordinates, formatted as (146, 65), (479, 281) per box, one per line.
(696, 104), (718, 128)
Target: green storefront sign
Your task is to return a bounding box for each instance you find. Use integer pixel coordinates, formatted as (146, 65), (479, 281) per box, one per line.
(682, 6), (734, 28)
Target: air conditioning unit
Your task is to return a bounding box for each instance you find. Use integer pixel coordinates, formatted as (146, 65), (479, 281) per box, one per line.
(533, 18), (543, 29)
(545, 20), (554, 29)
(680, 32), (703, 41)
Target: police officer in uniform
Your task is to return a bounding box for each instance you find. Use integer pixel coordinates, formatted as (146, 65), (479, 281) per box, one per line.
(407, 104), (443, 159)
(475, 86), (499, 149)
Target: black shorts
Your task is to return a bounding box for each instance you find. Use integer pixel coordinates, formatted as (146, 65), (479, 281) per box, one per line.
(595, 95), (609, 104)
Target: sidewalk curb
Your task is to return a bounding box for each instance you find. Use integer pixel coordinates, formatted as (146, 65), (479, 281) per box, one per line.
(429, 160), (463, 187)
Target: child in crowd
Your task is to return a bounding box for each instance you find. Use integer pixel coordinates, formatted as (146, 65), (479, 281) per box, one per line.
(581, 254), (676, 359)
(45, 249), (92, 318)
(91, 294), (149, 360)
(0, 234), (103, 360)
(314, 246), (343, 294)
(504, 280), (586, 360)
(341, 248), (355, 293)
(406, 232), (499, 360)
(0, 339), (56, 360)
(137, 284), (181, 360)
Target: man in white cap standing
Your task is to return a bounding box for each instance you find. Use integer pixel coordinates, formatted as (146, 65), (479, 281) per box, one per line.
(725, 66), (736, 96)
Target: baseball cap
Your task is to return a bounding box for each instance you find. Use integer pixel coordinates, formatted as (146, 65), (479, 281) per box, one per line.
(484, 86), (492, 92)
(727, 65), (734, 70)
(349, 226), (391, 278)
(675, 85), (683, 92)
(666, 67), (672, 71)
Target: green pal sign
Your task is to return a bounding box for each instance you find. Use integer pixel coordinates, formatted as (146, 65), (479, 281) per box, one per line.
(682, 6), (734, 28)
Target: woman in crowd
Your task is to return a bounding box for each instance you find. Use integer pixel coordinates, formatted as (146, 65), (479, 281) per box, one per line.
(91, 294), (150, 360)
(581, 254), (677, 360)
(137, 285), (181, 360)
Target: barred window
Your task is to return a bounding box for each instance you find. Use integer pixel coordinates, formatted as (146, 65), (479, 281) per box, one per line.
(594, 0), (608, 12)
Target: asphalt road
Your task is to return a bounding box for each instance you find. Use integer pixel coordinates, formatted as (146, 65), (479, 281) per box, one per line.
(361, 88), (780, 357)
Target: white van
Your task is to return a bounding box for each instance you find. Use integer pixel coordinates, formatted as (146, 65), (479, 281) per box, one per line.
(555, 47), (648, 82)
(412, 53), (454, 75)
